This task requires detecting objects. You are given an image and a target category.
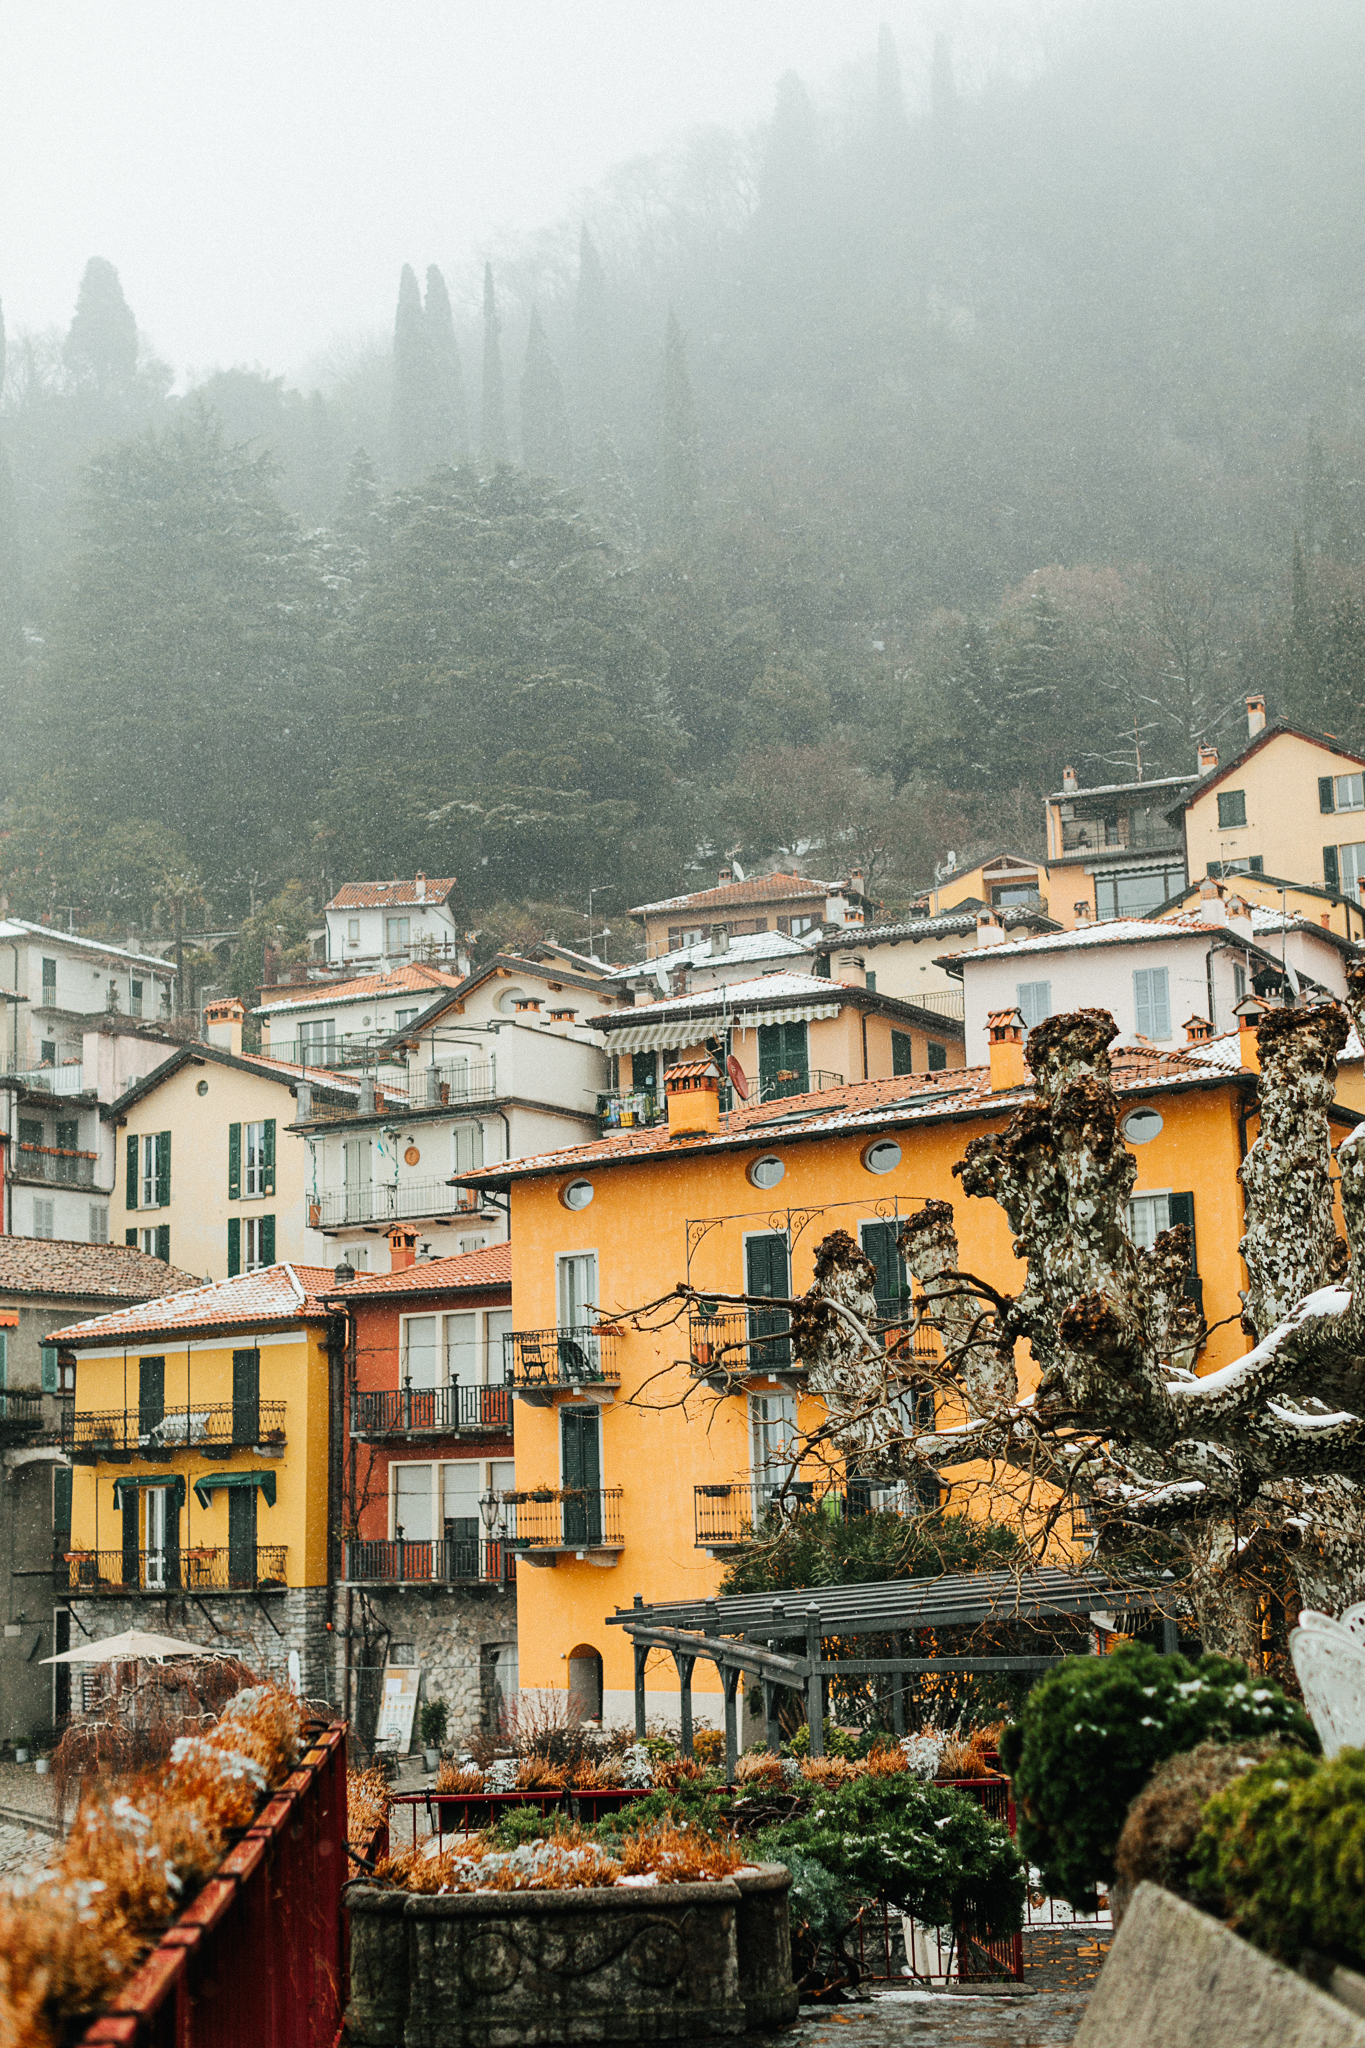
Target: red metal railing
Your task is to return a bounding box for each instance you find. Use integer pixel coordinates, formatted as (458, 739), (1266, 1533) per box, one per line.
(79, 1719), (347, 2048)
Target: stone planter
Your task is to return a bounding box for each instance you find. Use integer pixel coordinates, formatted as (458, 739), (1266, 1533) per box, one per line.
(345, 1863), (795, 2045)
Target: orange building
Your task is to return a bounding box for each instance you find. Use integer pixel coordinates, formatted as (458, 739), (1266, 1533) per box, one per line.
(458, 1018), (1335, 1730)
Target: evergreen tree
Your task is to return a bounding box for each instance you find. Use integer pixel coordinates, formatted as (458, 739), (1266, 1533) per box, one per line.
(389, 263), (432, 483)
(757, 71), (820, 215)
(658, 309), (700, 541)
(337, 447), (386, 547)
(480, 263), (508, 467)
(584, 428), (641, 550)
(571, 226), (611, 443)
(63, 257), (140, 392)
(424, 265), (469, 464)
(519, 309), (572, 480)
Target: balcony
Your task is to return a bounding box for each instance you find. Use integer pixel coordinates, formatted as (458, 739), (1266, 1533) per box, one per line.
(0, 1390), (65, 1446)
(350, 1384), (512, 1439)
(407, 1060), (497, 1108)
(62, 1402), (287, 1462)
(688, 1309), (795, 1386)
(342, 1537), (515, 1587)
(910, 989), (966, 1022)
(56, 1546), (288, 1595)
(2, 1063), (86, 1096)
(309, 1179), (493, 1230)
(598, 1089), (665, 1134)
(12, 1144), (100, 1187)
(504, 1326), (620, 1405)
(694, 1473), (941, 1552)
(496, 1486), (623, 1563)
(756, 1068), (844, 1103)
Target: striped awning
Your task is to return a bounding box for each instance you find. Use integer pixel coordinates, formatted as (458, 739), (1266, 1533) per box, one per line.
(608, 1001), (841, 1055)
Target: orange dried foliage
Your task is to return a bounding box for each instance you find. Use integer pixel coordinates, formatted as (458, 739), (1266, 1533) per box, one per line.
(692, 1730), (726, 1768)
(568, 1756), (624, 1790)
(433, 1763), (486, 1794)
(799, 1757), (860, 1787)
(865, 1745), (910, 1777)
(348, 1766), (392, 1851)
(654, 1758), (708, 1788)
(938, 1726), (1004, 1779)
(734, 1753), (786, 1788)
(617, 1823), (745, 1885)
(515, 1758), (568, 1790)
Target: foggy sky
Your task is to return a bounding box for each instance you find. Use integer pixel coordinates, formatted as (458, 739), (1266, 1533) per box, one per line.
(0, 0), (1024, 385)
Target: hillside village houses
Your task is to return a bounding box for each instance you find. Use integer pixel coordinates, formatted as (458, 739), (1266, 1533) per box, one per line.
(321, 874), (470, 977)
(629, 867), (873, 958)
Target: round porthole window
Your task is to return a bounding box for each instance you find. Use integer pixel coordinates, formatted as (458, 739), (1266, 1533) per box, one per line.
(561, 1178), (595, 1211)
(1121, 1108), (1164, 1144)
(862, 1138), (902, 1175)
(196, 1079), (209, 1097)
(748, 1155), (785, 1190)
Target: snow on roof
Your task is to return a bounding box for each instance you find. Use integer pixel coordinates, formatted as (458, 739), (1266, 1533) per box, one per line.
(1046, 773), (1196, 802)
(598, 972), (846, 1023)
(327, 1243), (512, 1299)
(825, 907), (1058, 949)
(630, 872), (841, 916)
(326, 878), (458, 910)
(251, 964), (464, 1016)
(0, 919), (173, 973)
(947, 907), (1333, 969)
(50, 1263), (340, 1347)
(612, 930), (819, 979)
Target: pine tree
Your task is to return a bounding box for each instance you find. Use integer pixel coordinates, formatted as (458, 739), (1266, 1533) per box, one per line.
(658, 308), (700, 541)
(338, 447), (386, 549)
(424, 265), (469, 464)
(572, 226), (611, 442)
(520, 309), (572, 479)
(480, 263), (508, 467)
(63, 258), (140, 393)
(389, 264), (432, 484)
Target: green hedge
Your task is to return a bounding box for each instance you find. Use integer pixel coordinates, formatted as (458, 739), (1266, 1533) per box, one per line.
(999, 1644), (1315, 1909)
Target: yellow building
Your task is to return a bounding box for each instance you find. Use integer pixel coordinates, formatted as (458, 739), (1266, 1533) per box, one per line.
(50, 1262), (340, 1692)
(460, 1024), (1306, 1729)
(112, 1000), (357, 1279)
(1171, 715), (1365, 903)
(915, 849), (1048, 920)
(1154, 870), (1365, 947)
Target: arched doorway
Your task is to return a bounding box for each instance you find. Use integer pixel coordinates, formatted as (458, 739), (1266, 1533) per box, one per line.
(567, 1643), (603, 1723)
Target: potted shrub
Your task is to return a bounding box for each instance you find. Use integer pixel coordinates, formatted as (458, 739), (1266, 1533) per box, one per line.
(418, 1697), (448, 1773)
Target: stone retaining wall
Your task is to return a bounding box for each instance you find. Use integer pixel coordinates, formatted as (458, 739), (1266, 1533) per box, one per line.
(353, 1584), (516, 1744)
(69, 1587), (333, 1702)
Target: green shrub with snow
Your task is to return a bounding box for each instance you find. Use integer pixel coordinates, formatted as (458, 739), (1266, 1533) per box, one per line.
(998, 1643), (1316, 1909)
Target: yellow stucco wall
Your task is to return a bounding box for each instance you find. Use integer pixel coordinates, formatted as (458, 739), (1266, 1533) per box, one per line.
(1154, 871), (1365, 947)
(507, 1076), (1252, 1716)
(66, 1324), (330, 1588)
(1183, 731), (1365, 891)
(115, 1056), (317, 1281)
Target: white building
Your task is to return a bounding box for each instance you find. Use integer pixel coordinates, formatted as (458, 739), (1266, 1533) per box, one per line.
(0, 919), (176, 1078)
(254, 963), (468, 1069)
(609, 927), (820, 1003)
(290, 955), (631, 1269)
(944, 898), (1355, 1063)
(814, 906), (1059, 1022)
(324, 875), (468, 976)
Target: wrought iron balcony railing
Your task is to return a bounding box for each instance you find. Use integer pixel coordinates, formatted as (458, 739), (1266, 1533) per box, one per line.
(0, 1390), (63, 1444)
(56, 1546), (288, 1594)
(309, 1178), (485, 1229)
(342, 1537), (515, 1586)
(407, 1059), (497, 1107)
(62, 1402), (287, 1460)
(504, 1326), (620, 1394)
(350, 1384), (512, 1438)
(694, 1470), (940, 1549)
(12, 1145), (101, 1187)
(687, 1309), (793, 1379)
(495, 1486), (623, 1552)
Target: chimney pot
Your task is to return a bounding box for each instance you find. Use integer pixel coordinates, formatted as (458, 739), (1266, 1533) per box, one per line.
(1197, 741), (1219, 775)
(388, 1224), (418, 1272)
(986, 1008), (1028, 1092)
(1246, 695), (1266, 738)
(204, 997), (245, 1058)
(415, 871), (427, 902)
(975, 910), (1006, 947)
(1062, 765), (1078, 794)
(710, 923), (729, 955)
(1183, 1014), (1214, 1044)
(333, 1259), (356, 1284)
(665, 1059), (721, 1137)
(717, 864), (733, 884)
(1235, 995), (1264, 1074)
(1073, 900), (1092, 925)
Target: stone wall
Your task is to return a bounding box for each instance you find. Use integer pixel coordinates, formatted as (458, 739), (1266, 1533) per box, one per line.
(68, 1586), (334, 1704)
(351, 1584), (516, 1747)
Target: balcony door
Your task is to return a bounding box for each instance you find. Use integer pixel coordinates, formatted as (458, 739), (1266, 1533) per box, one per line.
(745, 1233), (791, 1369)
(343, 1137), (372, 1223)
(138, 1356), (165, 1446)
(749, 1392), (798, 1517)
(227, 1488), (257, 1588)
(232, 1349), (260, 1447)
(442, 1460), (481, 1576)
(859, 1221), (907, 1324)
(758, 1020), (809, 1100)
(561, 1408), (602, 1545)
(557, 1252), (599, 1378)
(142, 1483), (178, 1591)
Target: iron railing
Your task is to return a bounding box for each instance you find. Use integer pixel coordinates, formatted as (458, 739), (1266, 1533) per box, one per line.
(0, 1390), (60, 1442)
(310, 1178), (483, 1228)
(62, 1401), (287, 1459)
(911, 989), (966, 1020)
(597, 1089), (665, 1132)
(498, 1487), (623, 1550)
(755, 1067), (843, 1102)
(350, 1384), (512, 1436)
(694, 1473), (939, 1548)
(688, 1308), (793, 1377)
(56, 1545), (289, 1594)
(407, 1059), (497, 1107)
(342, 1537), (515, 1585)
(2, 1062), (86, 1095)
(12, 1144), (100, 1186)
(505, 1325), (620, 1392)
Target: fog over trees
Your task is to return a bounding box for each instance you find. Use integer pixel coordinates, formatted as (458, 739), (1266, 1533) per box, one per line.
(3, 0), (1365, 942)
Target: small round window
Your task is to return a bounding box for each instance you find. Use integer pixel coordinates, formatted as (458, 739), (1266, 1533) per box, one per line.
(748, 1155), (786, 1191)
(561, 1179), (595, 1211)
(1121, 1108), (1164, 1145)
(196, 1079), (209, 1097)
(862, 1138), (902, 1175)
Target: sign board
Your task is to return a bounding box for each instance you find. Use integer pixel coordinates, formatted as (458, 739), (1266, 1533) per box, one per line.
(374, 1664), (421, 1754)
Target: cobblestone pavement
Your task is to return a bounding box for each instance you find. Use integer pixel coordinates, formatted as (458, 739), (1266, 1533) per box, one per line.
(0, 1821), (55, 1882)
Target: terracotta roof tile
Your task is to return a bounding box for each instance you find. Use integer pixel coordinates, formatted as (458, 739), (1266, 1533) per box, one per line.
(326, 1244), (512, 1299)
(631, 873), (840, 916)
(50, 1264), (340, 1348)
(253, 964), (464, 1015)
(0, 1240), (201, 1304)
(326, 879), (459, 910)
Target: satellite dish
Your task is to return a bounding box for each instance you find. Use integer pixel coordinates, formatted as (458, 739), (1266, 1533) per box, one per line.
(727, 1055), (750, 1100)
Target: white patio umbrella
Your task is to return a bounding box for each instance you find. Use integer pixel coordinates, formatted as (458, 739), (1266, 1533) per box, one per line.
(42, 1627), (217, 1665)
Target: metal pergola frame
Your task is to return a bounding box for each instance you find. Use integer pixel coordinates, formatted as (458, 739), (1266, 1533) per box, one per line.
(608, 1568), (1166, 1780)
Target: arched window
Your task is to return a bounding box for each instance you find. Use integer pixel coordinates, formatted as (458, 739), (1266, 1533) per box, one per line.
(567, 1643), (604, 1723)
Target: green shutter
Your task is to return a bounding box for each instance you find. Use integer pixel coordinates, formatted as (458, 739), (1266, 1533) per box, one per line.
(891, 1030), (914, 1076)
(227, 1218), (241, 1277)
(1321, 776), (1336, 814)
(262, 1119), (275, 1196)
(125, 1228), (138, 1248)
(0, 1332), (7, 1391)
(40, 1344), (58, 1393)
(1168, 1191), (1197, 1271)
(260, 1214), (275, 1265)
(155, 1131), (171, 1208)
(1326, 845), (1341, 892)
(227, 1123), (241, 1201)
(126, 1134), (139, 1210)
(155, 1224), (170, 1263)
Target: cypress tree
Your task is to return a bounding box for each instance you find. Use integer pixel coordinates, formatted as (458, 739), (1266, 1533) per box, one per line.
(658, 308), (700, 541)
(424, 265), (469, 464)
(480, 263), (508, 467)
(572, 225), (611, 441)
(389, 263), (431, 484)
(520, 309), (572, 480)
(63, 257), (140, 392)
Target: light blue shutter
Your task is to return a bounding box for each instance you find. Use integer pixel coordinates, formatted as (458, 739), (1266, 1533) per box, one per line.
(1016, 981), (1051, 1032)
(40, 1344), (58, 1392)
(1134, 968), (1171, 1040)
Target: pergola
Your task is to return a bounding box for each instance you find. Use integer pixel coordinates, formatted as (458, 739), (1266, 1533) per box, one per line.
(607, 1568), (1166, 1779)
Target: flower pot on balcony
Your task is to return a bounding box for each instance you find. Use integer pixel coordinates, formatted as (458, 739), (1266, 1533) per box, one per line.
(530, 1489), (555, 1503)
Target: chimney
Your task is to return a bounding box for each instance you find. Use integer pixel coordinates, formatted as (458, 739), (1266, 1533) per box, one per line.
(717, 864), (733, 884)
(1073, 900), (1092, 925)
(1226, 894), (1254, 940)
(849, 866), (865, 893)
(1235, 994), (1264, 1075)
(709, 923), (729, 955)
(415, 871), (427, 902)
(389, 1224), (418, 1272)
(1184, 1014), (1214, 1045)
(669, 966), (690, 997)
(333, 1258), (356, 1285)
(1197, 741), (1219, 775)
(1246, 695), (1266, 738)
(987, 1008), (1027, 1092)
(975, 910), (1006, 947)
(1062, 765), (1078, 794)
(665, 1058), (721, 1137)
(359, 1077), (376, 1114)
(295, 1081), (312, 1121)
(204, 997), (244, 1057)
(1198, 875), (1227, 926)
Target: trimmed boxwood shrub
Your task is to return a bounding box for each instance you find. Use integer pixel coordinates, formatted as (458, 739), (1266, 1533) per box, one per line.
(999, 1643), (1315, 1909)
(1112, 1738), (1289, 1922)
(1189, 1746), (1365, 1971)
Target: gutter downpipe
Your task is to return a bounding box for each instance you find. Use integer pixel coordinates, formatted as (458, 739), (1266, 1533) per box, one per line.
(325, 1307), (348, 1713)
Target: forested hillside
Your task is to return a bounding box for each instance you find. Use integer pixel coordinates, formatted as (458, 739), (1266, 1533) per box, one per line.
(3, 0), (1365, 951)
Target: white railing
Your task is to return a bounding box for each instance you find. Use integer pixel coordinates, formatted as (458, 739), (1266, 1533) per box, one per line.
(309, 1178), (486, 1229)
(2, 1063), (87, 1095)
(911, 990), (965, 1020)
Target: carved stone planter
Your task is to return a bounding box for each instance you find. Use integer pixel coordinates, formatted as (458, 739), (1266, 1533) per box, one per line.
(345, 1863), (795, 2045)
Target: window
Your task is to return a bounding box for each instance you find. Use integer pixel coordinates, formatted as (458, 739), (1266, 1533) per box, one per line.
(1206, 857), (1263, 879)
(445, 1312), (477, 1386)
(243, 1119), (274, 1198)
(862, 1139), (902, 1175)
(557, 1252), (598, 1333)
(860, 1219), (908, 1319)
(1234, 964), (1247, 1003)
(865, 972), (877, 992)
(454, 1123), (485, 1174)
(750, 1392), (798, 1507)
(347, 918), (360, 945)
(758, 1019), (809, 1100)
(140, 1134), (156, 1206)
(395, 1008), (419, 1028)
(1121, 1108), (1164, 1145)
(33, 1198), (54, 1239)
(891, 1029), (915, 1077)
(130, 1131), (170, 1210)
(1336, 775), (1364, 812)
(1217, 789), (1247, 829)
(745, 1232), (791, 1370)
(130, 979), (143, 1018)
(1333, 843), (1365, 900)
(343, 1137), (372, 1223)
(458, 1236), (486, 1254)
(560, 1408), (603, 1544)
(748, 1155), (785, 1190)
(1016, 981), (1051, 1032)
(297, 1018), (336, 1064)
(242, 1216), (275, 1271)
(89, 1205), (108, 1244)
(1095, 867), (1186, 920)
(39, 1040), (56, 1066)
(17, 1117), (42, 1148)
(927, 1042), (947, 1072)
(486, 1309), (512, 1384)
(41, 958), (56, 1006)
(385, 915), (410, 953)
(1133, 967), (1171, 1040)
(404, 1315), (440, 1389)
(56, 1118), (77, 1150)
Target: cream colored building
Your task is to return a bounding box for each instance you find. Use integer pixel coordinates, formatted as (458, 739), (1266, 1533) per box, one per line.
(1169, 710), (1365, 903)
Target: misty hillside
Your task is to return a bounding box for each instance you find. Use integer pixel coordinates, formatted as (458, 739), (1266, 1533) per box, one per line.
(3, 0), (1365, 947)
